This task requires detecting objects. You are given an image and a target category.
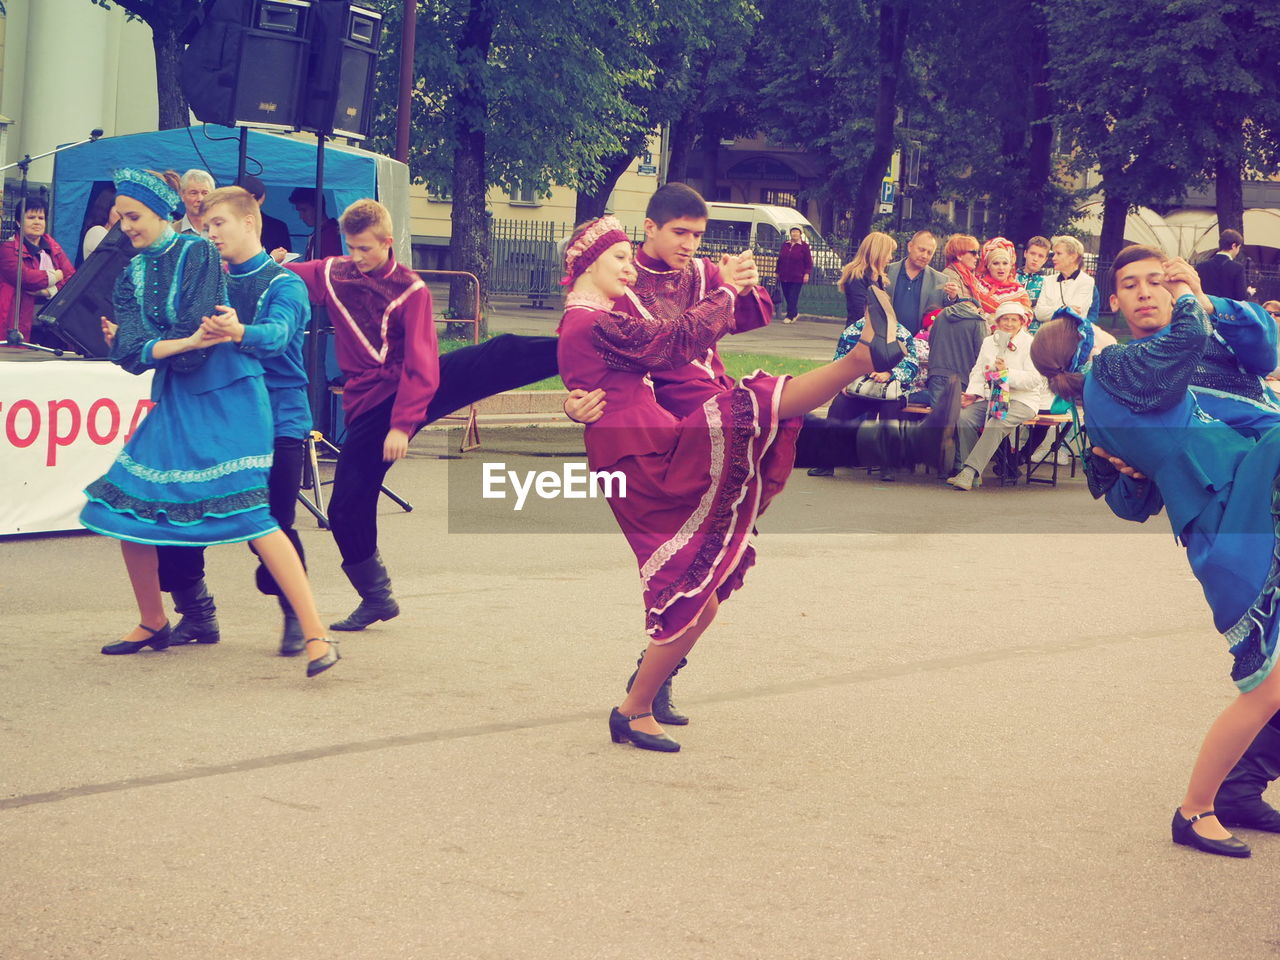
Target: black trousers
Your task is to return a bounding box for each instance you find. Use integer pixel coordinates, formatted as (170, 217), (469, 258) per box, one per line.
(329, 334), (561, 565)
(156, 435), (307, 596)
(780, 281), (803, 318)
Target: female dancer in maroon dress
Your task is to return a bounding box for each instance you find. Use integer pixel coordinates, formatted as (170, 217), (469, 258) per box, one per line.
(557, 217), (900, 752)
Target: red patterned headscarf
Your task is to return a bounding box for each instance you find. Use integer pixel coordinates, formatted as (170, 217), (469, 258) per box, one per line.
(978, 237), (1031, 314)
(561, 216), (631, 286)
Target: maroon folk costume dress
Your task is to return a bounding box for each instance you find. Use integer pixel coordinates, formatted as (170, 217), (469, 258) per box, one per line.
(557, 280), (800, 643)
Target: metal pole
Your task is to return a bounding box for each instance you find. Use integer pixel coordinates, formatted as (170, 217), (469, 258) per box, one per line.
(237, 126), (249, 184)
(7, 159), (29, 346)
(395, 0), (417, 164)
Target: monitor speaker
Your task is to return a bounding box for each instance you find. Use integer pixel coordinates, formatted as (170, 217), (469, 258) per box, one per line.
(180, 0), (313, 131)
(35, 224), (138, 358)
(298, 1), (383, 140)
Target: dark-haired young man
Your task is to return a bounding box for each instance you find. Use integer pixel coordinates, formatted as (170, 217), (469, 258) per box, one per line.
(565, 182), (767, 725)
(1090, 244), (1280, 834)
(1196, 229), (1248, 301)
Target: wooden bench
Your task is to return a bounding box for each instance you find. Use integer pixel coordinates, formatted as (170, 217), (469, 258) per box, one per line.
(895, 404), (1077, 486)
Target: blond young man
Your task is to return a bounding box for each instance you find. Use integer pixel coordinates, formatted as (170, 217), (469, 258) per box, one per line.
(287, 199), (559, 629)
(155, 186), (314, 655)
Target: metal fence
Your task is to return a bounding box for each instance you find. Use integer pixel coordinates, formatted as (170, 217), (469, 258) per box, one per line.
(487, 219), (1280, 325)
(488, 218), (848, 316)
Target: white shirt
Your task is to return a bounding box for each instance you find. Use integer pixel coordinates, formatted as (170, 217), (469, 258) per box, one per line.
(1034, 270), (1096, 323)
(965, 328), (1047, 411)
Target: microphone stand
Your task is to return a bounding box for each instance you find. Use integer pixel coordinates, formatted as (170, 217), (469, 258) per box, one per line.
(2, 129), (103, 354)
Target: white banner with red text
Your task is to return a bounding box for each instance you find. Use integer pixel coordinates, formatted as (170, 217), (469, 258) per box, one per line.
(1, 359), (154, 536)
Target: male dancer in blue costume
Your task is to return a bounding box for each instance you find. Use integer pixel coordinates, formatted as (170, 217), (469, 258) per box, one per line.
(153, 186), (314, 656)
(1087, 245), (1280, 833)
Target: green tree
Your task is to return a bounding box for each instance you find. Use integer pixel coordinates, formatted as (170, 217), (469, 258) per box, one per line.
(88, 0), (196, 130)
(365, 0), (647, 311)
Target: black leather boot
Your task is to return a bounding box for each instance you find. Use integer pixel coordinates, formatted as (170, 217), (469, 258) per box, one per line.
(168, 580), (220, 645)
(278, 596), (306, 657)
(626, 652), (690, 725)
(330, 552), (401, 631)
(1216, 721), (1280, 832)
(794, 415), (870, 472)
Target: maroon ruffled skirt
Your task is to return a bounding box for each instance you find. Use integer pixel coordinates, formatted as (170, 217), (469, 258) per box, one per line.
(596, 372), (800, 642)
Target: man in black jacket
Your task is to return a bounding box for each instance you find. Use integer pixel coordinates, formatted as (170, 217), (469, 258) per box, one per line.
(1196, 228), (1247, 300)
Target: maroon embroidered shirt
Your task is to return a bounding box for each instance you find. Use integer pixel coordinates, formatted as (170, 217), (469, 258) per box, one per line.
(288, 254), (438, 433)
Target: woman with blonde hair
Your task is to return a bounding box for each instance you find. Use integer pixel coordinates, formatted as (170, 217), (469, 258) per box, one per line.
(1033, 234), (1094, 326)
(838, 231), (897, 326)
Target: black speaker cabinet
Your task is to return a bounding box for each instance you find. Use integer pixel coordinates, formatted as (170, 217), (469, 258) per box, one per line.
(181, 0), (313, 131)
(35, 224), (138, 358)
(299, 1), (382, 140)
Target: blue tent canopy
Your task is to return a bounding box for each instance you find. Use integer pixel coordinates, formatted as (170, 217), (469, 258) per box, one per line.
(52, 125), (383, 260)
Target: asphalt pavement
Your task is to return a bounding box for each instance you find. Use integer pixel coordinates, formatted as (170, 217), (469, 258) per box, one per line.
(3, 423), (1275, 959)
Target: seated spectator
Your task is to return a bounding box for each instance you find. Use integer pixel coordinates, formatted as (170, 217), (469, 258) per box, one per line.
(887, 230), (948, 335)
(976, 236), (1032, 315)
(289, 187), (344, 259)
(81, 188), (120, 260)
(927, 234), (989, 413)
(236, 174), (294, 261)
(775, 226), (812, 323)
(837, 231), (897, 329)
(807, 316), (920, 480)
(176, 169), (216, 235)
(1017, 235), (1051, 315)
(947, 301), (1047, 490)
(1033, 235), (1094, 326)
(0, 196), (75, 347)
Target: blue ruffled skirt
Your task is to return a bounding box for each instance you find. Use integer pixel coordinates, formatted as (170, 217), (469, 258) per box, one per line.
(81, 373), (279, 546)
(1185, 429), (1280, 693)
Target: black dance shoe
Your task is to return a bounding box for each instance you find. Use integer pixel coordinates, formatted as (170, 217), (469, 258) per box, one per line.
(306, 638), (341, 678)
(101, 622), (172, 656)
(863, 286), (908, 372)
(625, 652), (690, 726)
(609, 708), (680, 752)
(1171, 808), (1251, 858)
(807, 466), (835, 477)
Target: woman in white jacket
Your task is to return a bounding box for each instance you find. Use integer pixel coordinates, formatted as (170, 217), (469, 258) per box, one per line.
(948, 301), (1048, 490)
(1033, 235), (1095, 328)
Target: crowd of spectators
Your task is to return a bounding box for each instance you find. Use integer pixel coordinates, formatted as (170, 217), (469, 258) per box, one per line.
(809, 228), (1139, 488)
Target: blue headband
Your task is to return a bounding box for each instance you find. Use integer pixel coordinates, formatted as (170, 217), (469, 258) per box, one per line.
(1052, 305), (1095, 373)
(113, 168), (181, 219)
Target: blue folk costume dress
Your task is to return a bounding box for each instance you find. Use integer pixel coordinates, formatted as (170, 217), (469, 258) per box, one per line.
(80, 175), (279, 547)
(1076, 294), (1280, 692)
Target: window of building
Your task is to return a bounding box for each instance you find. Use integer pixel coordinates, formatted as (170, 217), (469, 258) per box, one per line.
(508, 182), (540, 205)
(761, 189), (799, 209)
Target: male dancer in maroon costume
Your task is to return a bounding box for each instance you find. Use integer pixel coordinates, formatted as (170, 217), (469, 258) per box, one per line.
(566, 183), (769, 725)
(289, 198), (558, 628)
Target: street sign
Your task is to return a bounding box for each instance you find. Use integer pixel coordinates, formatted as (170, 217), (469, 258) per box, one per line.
(880, 178), (895, 205)
(638, 164), (657, 176)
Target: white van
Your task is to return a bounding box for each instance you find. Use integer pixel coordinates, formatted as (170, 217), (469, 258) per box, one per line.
(703, 203), (841, 275)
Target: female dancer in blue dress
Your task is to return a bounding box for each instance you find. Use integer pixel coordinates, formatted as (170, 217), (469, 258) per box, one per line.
(1031, 246), (1280, 857)
(80, 169), (338, 678)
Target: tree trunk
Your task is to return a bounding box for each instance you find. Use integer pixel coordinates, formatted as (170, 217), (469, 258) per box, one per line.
(850, 0), (911, 243)
(152, 17), (190, 130)
(665, 115), (698, 185)
(1098, 187), (1130, 270)
(449, 0), (495, 334)
(1214, 118), (1245, 238)
(700, 127), (721, 201)
(1016, 5), (1054, 242)
(575, 151), (638, 223)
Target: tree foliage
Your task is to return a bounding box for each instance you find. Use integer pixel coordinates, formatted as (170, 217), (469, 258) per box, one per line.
(88, 0), (197, 130)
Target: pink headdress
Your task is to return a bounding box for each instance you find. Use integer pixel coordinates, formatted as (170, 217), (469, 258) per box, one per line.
(561, 215), (631, 286)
